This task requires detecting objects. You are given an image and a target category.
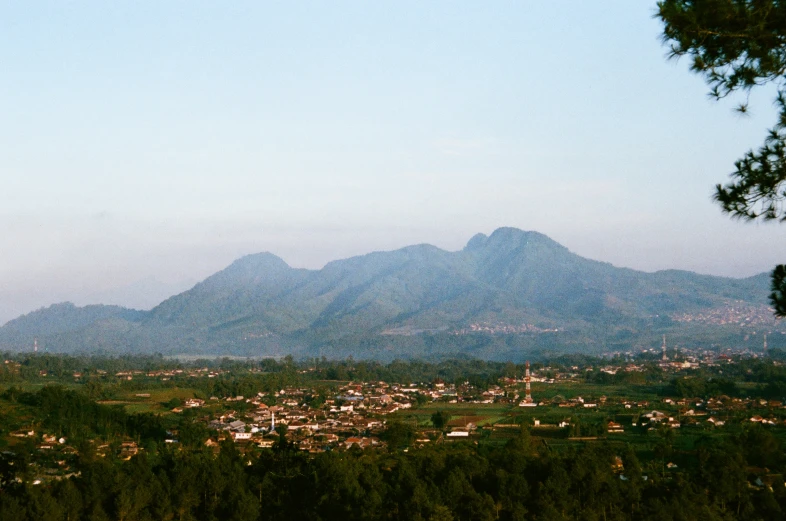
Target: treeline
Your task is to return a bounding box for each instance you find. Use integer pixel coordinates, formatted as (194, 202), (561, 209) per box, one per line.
(306, 358), (512, 388)
(1, 386), (168, 443)
(0, 352), (183, 381)
(0, 352), (616, 385)
(10, 352), (786, 402)
(664, 360), (786, 400)
(0, 354), (567, 396)
(2, 428), (786, 520)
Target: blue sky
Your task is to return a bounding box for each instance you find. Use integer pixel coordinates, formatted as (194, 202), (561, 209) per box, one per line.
(2, 1), (785, 323)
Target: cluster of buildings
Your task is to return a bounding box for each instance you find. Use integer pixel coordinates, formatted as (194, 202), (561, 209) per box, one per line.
(183, 377), (537, 451)
(452, 322), (559, 335)
(187, 382), (426, 452)
(116, 367), (227, 381)
(670, 302), (782, 328)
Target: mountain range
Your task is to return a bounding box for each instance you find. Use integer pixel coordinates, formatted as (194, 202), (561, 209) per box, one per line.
(0, 228), (779, 361)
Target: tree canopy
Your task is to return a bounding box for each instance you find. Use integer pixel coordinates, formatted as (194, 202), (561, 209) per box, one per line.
(657, 0), (786, 314)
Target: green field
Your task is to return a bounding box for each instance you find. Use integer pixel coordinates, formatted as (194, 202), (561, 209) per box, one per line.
(109, 386), (203, 414)
(527, 382), (664, 402)
(394, 403), (512, 427)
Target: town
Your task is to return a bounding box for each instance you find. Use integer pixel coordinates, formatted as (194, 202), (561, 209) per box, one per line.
(3, 344), (786, 486)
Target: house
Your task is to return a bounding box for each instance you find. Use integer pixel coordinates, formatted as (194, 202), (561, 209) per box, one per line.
(344, 437), (363, 448)
(317, 433), (339, 444)
(287, 421), (305, 431)
(119, 441), (139, 460)
(644, 411), (666, 423)
(228, 420), (246, 432)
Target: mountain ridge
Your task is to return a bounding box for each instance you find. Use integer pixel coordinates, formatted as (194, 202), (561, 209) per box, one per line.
(0, 228), (778, 360)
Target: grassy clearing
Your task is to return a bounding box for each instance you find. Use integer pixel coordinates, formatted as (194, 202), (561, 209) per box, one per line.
(446, 415), (506, 427)
(526, 382), (663, 402)
(395, 403), (513, 428)
(123, 403), (160, 414)
(117, 387), (199, 403)
(109, 387), (202, 415)
(3, 381), (83, 393)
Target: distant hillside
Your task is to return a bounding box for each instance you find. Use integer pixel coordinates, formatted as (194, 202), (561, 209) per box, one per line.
(2, 302), (145, 337)
(0, 228), (779, 360)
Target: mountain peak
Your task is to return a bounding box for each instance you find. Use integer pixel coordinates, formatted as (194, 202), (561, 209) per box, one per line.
(463, 228), (562, 252)
(464, 233), (489, 251)
(194, 251), (295, 290)
(488, 227), (548, 242)
(230, 252), (290, 271)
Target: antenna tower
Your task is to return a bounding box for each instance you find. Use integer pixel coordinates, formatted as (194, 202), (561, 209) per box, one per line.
(661, 335), (668, 361)
(33, 337), (38, 353)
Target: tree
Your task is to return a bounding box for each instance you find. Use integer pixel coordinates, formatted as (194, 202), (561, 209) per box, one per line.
(431, 410), (450, 431)
(657, 0), (786, 315)
(383, 421), (416, 449)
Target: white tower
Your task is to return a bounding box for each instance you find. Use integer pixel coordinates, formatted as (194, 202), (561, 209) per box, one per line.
(271, 412), (275, 432)
(33, 337), (38, 353)
(524, 361), (533, 403)
(661, 335), (668, 361)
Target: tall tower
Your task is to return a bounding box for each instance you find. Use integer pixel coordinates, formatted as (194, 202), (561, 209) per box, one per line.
(271, 412), (275, 432)
(524, 361), (533, 404)
(33, 337), (38, 353)
(764, 333), (768, 355)
(661, 335), (668, 361)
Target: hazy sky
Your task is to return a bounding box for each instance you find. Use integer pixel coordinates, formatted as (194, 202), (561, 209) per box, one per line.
(2, 1), (785, 325)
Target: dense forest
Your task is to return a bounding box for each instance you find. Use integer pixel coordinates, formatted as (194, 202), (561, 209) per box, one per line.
(1, 423), (786, 520)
